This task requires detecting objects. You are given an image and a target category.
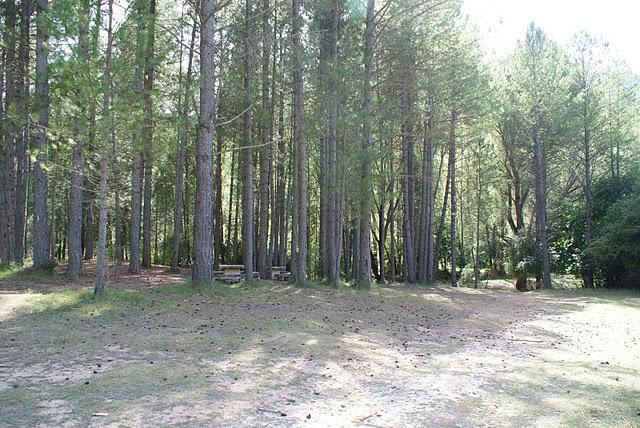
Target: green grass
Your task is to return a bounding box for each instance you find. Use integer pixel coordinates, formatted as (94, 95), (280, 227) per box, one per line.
(152, 280), (254, 299)
(14, 288), (148, 319)
(0, 261), (62, 283)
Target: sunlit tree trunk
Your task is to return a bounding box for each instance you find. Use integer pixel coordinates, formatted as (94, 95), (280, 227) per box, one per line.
(192, 0), (216, 281)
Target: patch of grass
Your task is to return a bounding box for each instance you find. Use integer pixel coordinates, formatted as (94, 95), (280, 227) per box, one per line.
(153, 280), (250, 299)
(0, 261), (63, 283)
(14, 289), (148, 318)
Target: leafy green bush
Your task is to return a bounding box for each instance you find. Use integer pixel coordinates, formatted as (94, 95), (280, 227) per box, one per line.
(35, 260), (58, 275)
(588, 193), (640, 288)
(506, 230), (542, 280)
(459, 266), (476, 287)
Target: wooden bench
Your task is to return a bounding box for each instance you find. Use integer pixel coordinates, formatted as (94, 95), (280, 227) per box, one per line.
(271, 265), (290, 281)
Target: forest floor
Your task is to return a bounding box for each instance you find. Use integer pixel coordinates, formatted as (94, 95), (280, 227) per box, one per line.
(1, 262), (639, 427)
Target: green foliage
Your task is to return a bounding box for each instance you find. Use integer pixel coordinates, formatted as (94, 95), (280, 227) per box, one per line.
(588, 190), (640, 288)
(458, 266), (476, 287)
(506, 230), (542, 280)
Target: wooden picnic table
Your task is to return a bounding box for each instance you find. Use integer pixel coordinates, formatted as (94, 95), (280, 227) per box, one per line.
(271, 265), (291, 281)
(219, 264), (244, 275)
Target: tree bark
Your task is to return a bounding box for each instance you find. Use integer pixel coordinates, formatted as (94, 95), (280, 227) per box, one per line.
(2, 1), (18, 263)
(242, 0), (255, 281)
(14, 0), (31, 265)
(67, 2), (91, 277)
(533, 120), (551, 288)
(171, 8), (197, 272)
(355, 0), (375, 286)
(257, 0), (272, 279)
(401, 81), (416, 282)
(192, 0), (216, 281)
(32, 0), (50, 267)
(142, 0), (156, 268)
(95, 0), (115, 293)
(291, 0), (307, 282)
(449, 110), (458, 287)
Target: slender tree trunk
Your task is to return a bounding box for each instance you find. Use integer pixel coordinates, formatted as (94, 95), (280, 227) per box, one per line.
(425, 96), (435, 283)
(583, 122), (594, 288)
(171, 10), (197, 272)
(401, 83), (416, 282)
(433, 147), (451, 276)
(2, 1), (18, 263)
(257, 0), (272, 279)
(0, 48), (5, 261)
(214, 127), (224, 268)
(67, 3), (91, 278)
(533, 120), (551, 288)
(389, 157), (396, 281)
(192, 0), (216, 281)
(129, 1), (147, 274)
(83, 179), (95, 259)
(113, 127), (122, 265)
(142, 0), (156, 268)
(32, 0), (50, 267)
(474, 139), (481, 289)
(49, 148), (57, 259)
(95, 0), (115, 293)
(226, 150), (236, 259)
(355, 0), (375, 285)
(14, 0), (31, 265)
(291, 0), (307, 282)
(449, 110), (458, 287)
(267, 18), (279, 267)
(242, 0), (254, 281)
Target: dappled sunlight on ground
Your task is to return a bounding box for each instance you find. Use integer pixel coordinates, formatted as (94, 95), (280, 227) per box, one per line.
(1, 272), (639, 427)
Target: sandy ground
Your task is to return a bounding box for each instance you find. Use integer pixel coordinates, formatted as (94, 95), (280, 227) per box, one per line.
(1, 263), (639, 427)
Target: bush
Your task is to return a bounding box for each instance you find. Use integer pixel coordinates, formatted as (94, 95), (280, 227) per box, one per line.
(35, 260), (58, 275)
(459, 266), (476, 287)
(588, 193), (640, 288)
(506, 230), (542, 280)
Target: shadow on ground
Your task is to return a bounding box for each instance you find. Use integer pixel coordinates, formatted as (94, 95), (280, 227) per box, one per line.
(1, 265), (639, 427)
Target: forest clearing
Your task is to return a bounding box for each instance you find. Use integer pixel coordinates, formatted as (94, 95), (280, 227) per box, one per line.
(1, 264), (640, 427)
(2, 0), (640, 426)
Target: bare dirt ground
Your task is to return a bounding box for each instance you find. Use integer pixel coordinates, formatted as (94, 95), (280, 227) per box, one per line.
(1, 263), (639, 427)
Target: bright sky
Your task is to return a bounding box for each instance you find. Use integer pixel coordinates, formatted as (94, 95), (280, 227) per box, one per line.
(462, 0), (640, 72)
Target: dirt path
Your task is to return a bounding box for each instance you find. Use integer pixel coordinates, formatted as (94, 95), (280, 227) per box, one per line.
(1, 275), (639, 427)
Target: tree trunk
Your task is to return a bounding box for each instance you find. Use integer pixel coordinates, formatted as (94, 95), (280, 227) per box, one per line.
(95, 0), (115, 293)
(433, 147), (451, 277)
(142, 0), (156, 268)
(583, 118), (594, 288)
(449, 110), (458, 287)
(2, 0), (18, 263)
(242, 0), (255, 281)
(129, 1), (147, 274)
(425, 96), (435, 283)
(67, 4), (91, 278)
(257, 0), (272, 279)
(14, 0), (31, 265)
(32, 0), (50, 267)
(533, 121), (551, 288)
(192, 0), (216, 282)
(401, 82), (416, 282)
(474, 139), (481, 289)
(214, 126), (224, 269)
(171, 9), (197, 272)
(291, 0), (307, 282)
(355, 0), (375, 286)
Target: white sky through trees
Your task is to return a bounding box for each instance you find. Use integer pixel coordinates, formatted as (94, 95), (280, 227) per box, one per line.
(463, 0), (640, 72)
